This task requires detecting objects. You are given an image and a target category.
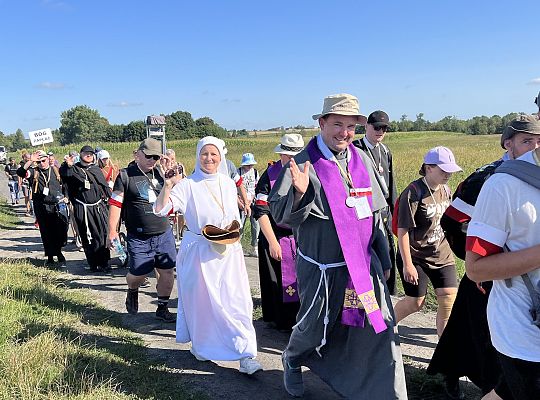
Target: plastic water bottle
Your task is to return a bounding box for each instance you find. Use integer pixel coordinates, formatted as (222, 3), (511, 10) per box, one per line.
(111, 237), (127, 263)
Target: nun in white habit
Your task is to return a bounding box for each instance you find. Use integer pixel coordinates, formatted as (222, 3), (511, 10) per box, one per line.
(153, 136), (262, 374)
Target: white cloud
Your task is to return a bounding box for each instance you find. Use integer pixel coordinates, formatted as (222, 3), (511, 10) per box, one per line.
(35, 81), (66, 90)
(221, 98), (242, 103)
(107, 101), (143, 107)
(527, 78), (540, 85)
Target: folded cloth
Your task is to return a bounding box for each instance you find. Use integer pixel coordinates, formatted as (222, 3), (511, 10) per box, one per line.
(202, 220), (241, 245)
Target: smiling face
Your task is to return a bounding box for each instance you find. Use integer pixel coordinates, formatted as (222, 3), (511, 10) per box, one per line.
(319, 114), (359, 153)
(199, 144), (221, 174)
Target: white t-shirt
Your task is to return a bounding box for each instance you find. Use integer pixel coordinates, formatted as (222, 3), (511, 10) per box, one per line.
(467, 150), (540, 362)
(239, 167), (258, 203)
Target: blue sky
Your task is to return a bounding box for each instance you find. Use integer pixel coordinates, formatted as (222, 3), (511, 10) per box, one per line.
(1, 0), (539, 136)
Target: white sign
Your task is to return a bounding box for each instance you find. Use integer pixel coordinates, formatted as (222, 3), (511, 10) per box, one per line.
(28, 128), (54, 146)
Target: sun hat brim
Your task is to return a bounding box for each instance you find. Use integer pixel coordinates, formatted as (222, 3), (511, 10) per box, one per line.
(273, 143), (302, 155)
(312, 112), (367, 125)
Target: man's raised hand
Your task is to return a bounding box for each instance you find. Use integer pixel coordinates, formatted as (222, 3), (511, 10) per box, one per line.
(290, 158), (310, 195)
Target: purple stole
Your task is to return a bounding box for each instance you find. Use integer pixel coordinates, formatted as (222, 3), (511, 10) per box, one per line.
(267, 162), (299, 303)
(306, 138), (387, 334)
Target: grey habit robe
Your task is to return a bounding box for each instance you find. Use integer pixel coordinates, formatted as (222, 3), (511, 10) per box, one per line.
(269, 136), (407, 399)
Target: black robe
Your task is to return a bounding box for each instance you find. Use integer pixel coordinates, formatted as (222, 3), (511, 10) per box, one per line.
(17, 165), (68, 257)
(60, 161), (111, 269)
(253, 163), (300, 330)
(353, 137), (398, 294)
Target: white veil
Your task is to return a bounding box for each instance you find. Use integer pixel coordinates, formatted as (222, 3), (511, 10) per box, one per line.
(193, 136), (229, 180)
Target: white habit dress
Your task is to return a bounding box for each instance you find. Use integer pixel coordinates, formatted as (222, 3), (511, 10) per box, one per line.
(155, 157), (257, 361)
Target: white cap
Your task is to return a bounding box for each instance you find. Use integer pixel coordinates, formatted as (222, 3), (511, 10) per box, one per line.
(98, 150), (110, 160)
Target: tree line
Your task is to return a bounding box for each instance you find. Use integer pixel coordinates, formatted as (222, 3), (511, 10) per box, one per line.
(0, 105), (229, 152)
(0, 107), (524, 153)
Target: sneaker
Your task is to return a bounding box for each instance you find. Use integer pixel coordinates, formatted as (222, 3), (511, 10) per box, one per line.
(190, 347), (209, 362)
(156, 306), (176, 322)
(125, 289), (139, 315)
(252, 247), (258, 258)
(239, 357), (262, 375)
(282, 352), (304, 397)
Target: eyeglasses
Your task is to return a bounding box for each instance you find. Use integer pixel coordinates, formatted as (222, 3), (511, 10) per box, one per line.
(374, 126), (389, 132)
(144, 154), (160, 161)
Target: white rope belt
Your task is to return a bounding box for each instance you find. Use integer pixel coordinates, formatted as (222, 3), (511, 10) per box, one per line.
(294, 249), (346, 357)
(75, 198), (102, 244)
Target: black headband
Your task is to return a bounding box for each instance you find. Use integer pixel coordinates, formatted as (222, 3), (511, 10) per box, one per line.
(280, 144), (303, 152)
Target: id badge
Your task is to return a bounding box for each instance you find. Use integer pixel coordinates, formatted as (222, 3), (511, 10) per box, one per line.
(353, 196), (371, 219)
(84, 179), (91, 190)
(108, 181), (114, 189)
(42, 187), (49, 196)
(148, 189), (157, 204)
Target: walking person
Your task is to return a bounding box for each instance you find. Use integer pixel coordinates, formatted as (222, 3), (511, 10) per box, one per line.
(270, 94), (407, 398)
(153, 136), (262, 375)
(427, 115), (540, 399)
(60, 146), (111, 272)
(393, 147), (462, 337)
(238, 152), (260, 257)
(17, 150), (69, 266)
(19, 153), (33, 216)
(253, 134), (303, 331)
(353, 110), (398, 294)
(5, 157), (20, 205)
(97, 150), (119, 190)
(108, 138), (176, 322)
(466, 129), (540, 400)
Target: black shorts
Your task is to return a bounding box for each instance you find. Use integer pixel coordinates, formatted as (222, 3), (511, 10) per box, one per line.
(494, 351), (540, 400)
(396, 255), (457, 297)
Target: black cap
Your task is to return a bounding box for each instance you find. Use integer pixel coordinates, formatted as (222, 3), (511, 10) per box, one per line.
(535, 91), (540, 109)
(367, 110), (390, 127)
(80, 145), (95, 154)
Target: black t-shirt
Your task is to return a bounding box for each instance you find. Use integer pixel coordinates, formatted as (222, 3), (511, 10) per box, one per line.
(4, 164), (18, 180)
(113, 163), (169, 236)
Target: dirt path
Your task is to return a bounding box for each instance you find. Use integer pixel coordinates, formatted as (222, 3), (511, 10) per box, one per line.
(0, 173), (477, 399)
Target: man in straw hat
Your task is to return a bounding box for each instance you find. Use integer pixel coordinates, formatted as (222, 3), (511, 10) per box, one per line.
(270, 94), (407, 398)
(253, 133), (304, 331)
(465, 114), (540, 400)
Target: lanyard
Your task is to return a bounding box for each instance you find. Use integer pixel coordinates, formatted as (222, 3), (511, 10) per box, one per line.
(333, 157), (355, 189)
(137, 164), (157, 190)
(204, 178), (225, 217)
(39, 167), (52, 188)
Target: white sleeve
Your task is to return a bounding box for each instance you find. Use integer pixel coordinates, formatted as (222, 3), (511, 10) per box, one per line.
(467, 176), (509, 248)
(153, 179), (189, 216)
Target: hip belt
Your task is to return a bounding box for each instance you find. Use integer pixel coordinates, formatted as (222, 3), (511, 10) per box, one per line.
(295, 249), (346, 356)
(75, 198), (102, 244)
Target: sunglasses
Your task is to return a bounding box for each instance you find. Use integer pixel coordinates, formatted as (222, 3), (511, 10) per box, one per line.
(39, 159), (48, 163)
(374, 126), (389, 132)
(144, 154), (160, 161)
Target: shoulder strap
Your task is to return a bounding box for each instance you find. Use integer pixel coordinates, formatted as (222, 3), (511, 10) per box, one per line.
(119, 168), (129, 192)
(495, 159), (540, 190)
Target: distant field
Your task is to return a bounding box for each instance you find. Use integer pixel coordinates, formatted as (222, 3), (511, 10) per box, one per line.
(28, 130), (502, 195)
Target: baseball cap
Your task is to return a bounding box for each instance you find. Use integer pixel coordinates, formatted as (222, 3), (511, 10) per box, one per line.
(424, 146), (462, 173)
(500, 114), (540, 148)
(98, 150), (110, 160)
(80, 145), (95, 154)
(138, 138), (162, 156)
(367, 111), (390, 127)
